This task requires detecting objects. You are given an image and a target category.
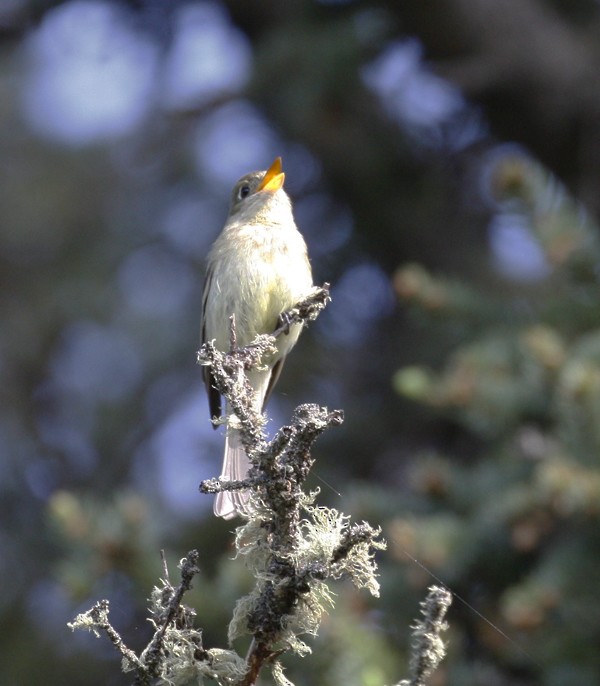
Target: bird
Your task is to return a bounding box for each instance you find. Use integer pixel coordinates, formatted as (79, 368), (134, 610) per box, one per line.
(200, 157), (313, 519)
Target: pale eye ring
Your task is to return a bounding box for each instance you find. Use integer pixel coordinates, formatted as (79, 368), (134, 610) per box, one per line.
(238, 185), (251, 200)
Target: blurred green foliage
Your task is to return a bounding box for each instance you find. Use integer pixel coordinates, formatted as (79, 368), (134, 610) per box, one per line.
(393, 156), (600, 685)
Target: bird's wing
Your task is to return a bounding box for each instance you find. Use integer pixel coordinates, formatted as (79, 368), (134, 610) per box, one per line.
(263, 356), (285, 409)
(200, 264), (222, 422)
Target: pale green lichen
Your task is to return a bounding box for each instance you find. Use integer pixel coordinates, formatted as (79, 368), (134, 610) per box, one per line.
(228, 502), (385, 657)
(272, 659), (295, 686)
(395, 585), (452, 686)
(300, 505), (386, 597)
(68, 606), (104, 639)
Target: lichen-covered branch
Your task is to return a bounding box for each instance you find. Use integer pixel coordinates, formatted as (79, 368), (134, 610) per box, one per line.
(139, 551), (203, 681)
(198, 283), (387, 684)
(271, 282), (331, 337)
(196, 283), (331, 466)
(67, 554), (212, 686)
(68, 599), (144, 674)
(396, 585), (453, 686)
(68, 283), (451, 686)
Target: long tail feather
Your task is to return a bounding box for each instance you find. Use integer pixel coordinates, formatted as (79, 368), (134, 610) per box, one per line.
(214, 428), (251, 520)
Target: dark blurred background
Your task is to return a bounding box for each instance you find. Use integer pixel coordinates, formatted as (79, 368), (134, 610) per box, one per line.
(3, 1), (600, 684)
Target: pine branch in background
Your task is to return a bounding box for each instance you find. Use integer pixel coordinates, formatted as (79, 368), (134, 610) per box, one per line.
(391, 152), (600, 680)
(490, 154), (600, 279)
(394, 262), (508, 325)
(69, 284), (450, 686)
(394, 154), (600, 436)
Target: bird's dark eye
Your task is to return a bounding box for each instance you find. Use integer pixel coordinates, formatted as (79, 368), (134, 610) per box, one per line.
(238, 185), (251, 200)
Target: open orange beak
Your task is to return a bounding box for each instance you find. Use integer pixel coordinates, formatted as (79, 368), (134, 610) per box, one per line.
(258, 157), (285, 192)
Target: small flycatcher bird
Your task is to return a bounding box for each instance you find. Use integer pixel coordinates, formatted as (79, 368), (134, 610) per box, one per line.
(201, 157), (313, 519)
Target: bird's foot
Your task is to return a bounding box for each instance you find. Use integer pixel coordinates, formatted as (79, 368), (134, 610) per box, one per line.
(277, 311), (292, 335)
